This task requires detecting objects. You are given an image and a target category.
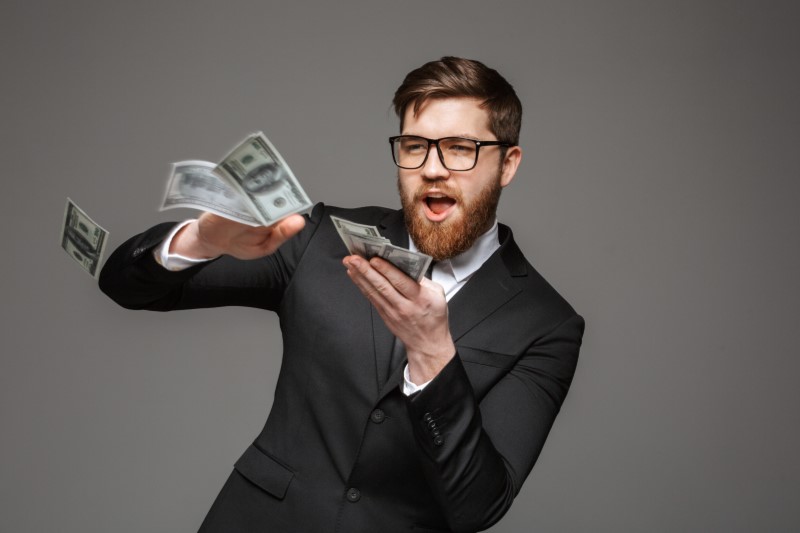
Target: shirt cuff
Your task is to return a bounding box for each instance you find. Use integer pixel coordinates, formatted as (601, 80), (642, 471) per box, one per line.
(402, 364), (433, 396)
(152, 220), (218, 271)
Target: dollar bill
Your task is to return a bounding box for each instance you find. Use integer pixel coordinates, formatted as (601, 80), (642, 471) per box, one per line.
(380, 245), (432, 281)
(331, 215), (432, 282)
(214, 132), (313, 225)
(330, 215), (388, 252)
(60, 198), (109, 278)
(348, 233), (388, 258)
(160, 160), (261, 226)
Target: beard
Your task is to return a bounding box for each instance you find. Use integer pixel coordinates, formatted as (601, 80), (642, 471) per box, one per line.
(398, 172), (503, 261)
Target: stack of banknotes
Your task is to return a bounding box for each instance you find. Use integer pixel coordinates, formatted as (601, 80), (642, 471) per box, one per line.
(331, 215), (432, 282)
(161, 132), (313, 226)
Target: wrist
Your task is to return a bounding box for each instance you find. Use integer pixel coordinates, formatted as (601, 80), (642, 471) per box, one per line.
(170, 221), (220, 259)
(407, 338), (456, 384)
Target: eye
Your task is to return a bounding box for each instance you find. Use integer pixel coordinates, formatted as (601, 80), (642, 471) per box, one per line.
(400, 138), (427, 153)
(445, 140), (476, 154)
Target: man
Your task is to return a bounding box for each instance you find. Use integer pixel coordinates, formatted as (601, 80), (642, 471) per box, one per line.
(100, 57), (584, 533)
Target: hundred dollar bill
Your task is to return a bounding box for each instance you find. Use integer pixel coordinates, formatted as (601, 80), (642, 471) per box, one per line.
(60, 198), (109, 278)
(214, 132), (313, 225)
(331, 215), (432, 282)
(348, 232), (387, 258)
(330, 215), (388, 252)
(160, 160), (261, 226)
(380, 245), (432, 282)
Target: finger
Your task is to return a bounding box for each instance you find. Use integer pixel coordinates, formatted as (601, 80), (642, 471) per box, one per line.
(419, 276), (446, 297)
(368, 257), (420, 299)
(343, 256), (403, 308)
(345, 264), (392, 311)
(257, 215), (306, 254)
(273, 215), (306, 242)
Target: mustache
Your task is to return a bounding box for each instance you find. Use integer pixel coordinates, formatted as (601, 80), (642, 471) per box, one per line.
(412, 183), (463, 203)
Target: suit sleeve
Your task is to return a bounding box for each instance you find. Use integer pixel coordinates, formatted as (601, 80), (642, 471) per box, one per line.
(98, 203), (326, 312)
(404, 313), (584, 532)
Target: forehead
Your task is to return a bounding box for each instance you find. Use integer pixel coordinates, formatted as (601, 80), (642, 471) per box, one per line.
(402, 97), (492, 139)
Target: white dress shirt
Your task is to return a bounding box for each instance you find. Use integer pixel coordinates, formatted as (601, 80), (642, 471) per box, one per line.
(154, 218), (501, 394)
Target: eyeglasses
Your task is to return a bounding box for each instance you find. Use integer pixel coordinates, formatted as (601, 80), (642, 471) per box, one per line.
(389, 135), (514, 171)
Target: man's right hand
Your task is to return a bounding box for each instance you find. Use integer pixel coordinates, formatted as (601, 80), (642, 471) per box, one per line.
(170, 212), (306, 260)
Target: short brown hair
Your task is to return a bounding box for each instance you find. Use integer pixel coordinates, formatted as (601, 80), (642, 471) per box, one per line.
(392, 56), (522, 145)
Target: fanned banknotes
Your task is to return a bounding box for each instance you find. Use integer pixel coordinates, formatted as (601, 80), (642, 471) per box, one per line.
(331, 215), (432, 282)
(161, 132), (313, 226)
(162, 160), (262, 225)
(60, 198), (109, 278)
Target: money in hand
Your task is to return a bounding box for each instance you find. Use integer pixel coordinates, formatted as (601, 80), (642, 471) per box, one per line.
(331, 215), (432, 282)
(214, 132), (313, 225)
(160, 133), (313, 227)
(161, 161), (261, 226)
(60, 198), (109, 279)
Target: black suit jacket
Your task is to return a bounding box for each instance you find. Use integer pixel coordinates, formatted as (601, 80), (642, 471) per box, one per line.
(99, 203), (584, 533)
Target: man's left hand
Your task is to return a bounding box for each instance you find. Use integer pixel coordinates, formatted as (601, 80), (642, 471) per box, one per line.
(343, 255), (456, 384)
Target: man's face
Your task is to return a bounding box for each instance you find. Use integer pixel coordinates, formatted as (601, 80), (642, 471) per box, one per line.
(243, 163), (284, 193)
(397, 97), (521, 261)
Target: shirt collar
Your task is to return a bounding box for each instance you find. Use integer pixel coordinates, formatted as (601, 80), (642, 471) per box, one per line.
(409, 219), (500, 283)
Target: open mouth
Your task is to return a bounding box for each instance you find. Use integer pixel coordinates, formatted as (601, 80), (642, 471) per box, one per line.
(422, 192), (457, 221)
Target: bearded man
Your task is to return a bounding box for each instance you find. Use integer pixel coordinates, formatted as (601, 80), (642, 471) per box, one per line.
(99, 57), (584, 533)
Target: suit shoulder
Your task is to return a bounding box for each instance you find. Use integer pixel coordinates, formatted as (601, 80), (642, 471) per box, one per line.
(500, 227), (581, 323)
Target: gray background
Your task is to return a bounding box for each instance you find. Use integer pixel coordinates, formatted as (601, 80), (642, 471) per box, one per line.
(2, 1), (798, 531)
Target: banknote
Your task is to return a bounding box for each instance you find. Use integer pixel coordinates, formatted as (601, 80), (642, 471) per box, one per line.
(60, 198), (109, 278)
(330, 215), (388, 252)
(380, 245), (432, 282)
(160, 160), (261, 226)
(348, 233), (388, 258)
(331, 215), (432, 282)
(214, 132), (313, 225)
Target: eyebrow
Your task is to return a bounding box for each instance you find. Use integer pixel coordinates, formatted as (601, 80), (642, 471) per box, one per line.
(401, 133), (482, 141)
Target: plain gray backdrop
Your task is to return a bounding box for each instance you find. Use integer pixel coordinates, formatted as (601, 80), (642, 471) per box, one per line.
(2, 1), (798, 531)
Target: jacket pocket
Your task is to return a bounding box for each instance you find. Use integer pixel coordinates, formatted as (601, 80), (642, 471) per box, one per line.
(457, 343), (516, 369)
(233, 444), (294, 500)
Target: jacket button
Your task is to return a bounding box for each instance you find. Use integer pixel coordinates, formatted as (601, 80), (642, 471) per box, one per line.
(427, 420), (437, 430)
(346, 487), (361, 502)
(433, 435), (444, 447)
(370, 409), (385, 424)
(423, 412), (432, 422)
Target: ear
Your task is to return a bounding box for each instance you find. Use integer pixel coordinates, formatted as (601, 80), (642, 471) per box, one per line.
(499, 146), (522, 188)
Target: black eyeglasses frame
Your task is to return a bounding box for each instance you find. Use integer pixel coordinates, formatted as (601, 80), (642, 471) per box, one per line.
(388, 135), (514, 171)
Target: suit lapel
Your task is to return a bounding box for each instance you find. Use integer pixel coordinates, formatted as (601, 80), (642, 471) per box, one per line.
(447, 225), (527, 341)
(371, 306), (397, 389)
(372, 210), (409, 389)
(378, 209), (408, 248)
(447, 256), (520, 342)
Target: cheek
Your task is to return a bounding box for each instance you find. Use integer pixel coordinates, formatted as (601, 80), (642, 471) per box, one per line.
(452, 179), (477, 202)
(397, 174), (417, 196)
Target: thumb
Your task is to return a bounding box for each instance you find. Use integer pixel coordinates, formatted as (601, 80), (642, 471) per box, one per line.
(259, 215), (306, 255)
(275, 214), (306, 239)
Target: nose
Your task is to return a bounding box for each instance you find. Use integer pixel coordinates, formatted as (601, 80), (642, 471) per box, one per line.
(421, 143), (450, 181)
